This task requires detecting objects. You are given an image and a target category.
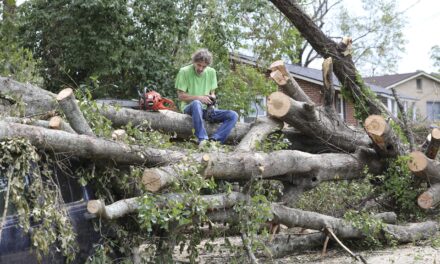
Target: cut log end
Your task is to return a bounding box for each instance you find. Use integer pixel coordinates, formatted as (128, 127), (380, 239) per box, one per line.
(267, 92), (291, 118)
(269, 60), (288, 76)
(142, 169), (162, 192)
(56, 88), (74, 101)
(432, 128), (440, 140)
(87, 200), (105, 215)
(270, 70), (287, 86)
(364, 115), (387, 136)
(48, 116), (63, 130)
(408, 151), (428, 173)
(418, 192), (434, 209)
(202, 154), (210, 162)
(112, 129), (127, 141)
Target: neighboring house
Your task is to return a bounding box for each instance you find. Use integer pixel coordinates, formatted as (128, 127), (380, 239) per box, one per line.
(232, 53), (416, 126)
(365, 72), (440, 121)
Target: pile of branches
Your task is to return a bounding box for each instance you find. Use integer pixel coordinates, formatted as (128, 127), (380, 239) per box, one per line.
(1, 0), (439, 263)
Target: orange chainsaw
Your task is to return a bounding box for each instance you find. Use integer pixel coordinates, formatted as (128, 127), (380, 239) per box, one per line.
(138, 87), (176, 111)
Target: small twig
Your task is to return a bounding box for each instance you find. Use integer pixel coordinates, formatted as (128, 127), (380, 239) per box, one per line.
(321, 235), (330, 256)
(240, 232), (259, 264)
(391, 87), (415, 151)
(324, 227), (368, 264)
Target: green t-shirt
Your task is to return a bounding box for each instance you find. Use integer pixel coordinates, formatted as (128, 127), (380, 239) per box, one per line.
(175, 64), (217, 111)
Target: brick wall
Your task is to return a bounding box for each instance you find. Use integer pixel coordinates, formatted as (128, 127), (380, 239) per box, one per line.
(295, 79), (358, 126)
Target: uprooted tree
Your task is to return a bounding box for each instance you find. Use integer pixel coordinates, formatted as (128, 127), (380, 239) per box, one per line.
(1, 0), (439, 263)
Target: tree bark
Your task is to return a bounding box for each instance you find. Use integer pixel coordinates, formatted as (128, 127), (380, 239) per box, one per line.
(56, 88), (95, 136)
(142, 147), (384, 192)
(87, 192), (248, 220)
(0, 121), (185, 166)
(269, 60), (313, 104)
(408, 151), (440, 183)
(270, 203), (438, 243)
(267, 91), (371, 152)
(417, 183), (440, 209)
(98, 106), (250, 143)
(425, 128), (440, 159)
(364, 115), (403, 157)
(0, 77), (58, 117)
(235, 117), (283, 152)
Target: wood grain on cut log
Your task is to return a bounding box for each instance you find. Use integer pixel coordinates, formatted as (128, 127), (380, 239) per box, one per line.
(426, 128), (440, 159)
(56, 88), (95, 136)
(48, 116), (76, 133)
(418, 183), (440, 209)
(408, 151), (440, 183)
(0, 121), (185, 166)
(364, 115), (402, 157)
(235, 117), (283, 152)
(269, 60), (313, 104)
(267, 91), (371, 152)
(142, 148), (383, 192)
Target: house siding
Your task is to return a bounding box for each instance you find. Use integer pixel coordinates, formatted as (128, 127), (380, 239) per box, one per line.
(390, 76), (440, 119)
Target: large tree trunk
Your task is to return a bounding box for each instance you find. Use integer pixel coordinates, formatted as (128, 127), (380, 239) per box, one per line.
(0, 121), (185, 166)
(267, 91), (371, 152)
(0, 77), (57, 117)
(142, 147), (384, 192)
(98, 106), (250, 143)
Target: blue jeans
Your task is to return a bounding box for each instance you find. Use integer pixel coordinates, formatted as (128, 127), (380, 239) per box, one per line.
(184, 100), (238, 144)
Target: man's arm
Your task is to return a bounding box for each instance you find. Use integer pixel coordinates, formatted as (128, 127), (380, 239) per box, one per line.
(177, 90), (213, 105)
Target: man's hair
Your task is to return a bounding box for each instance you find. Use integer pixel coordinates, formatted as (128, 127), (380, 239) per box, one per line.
(191, 49), (213, 65)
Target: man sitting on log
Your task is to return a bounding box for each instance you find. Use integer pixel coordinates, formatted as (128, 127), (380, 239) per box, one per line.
(175, 48), (238, 146)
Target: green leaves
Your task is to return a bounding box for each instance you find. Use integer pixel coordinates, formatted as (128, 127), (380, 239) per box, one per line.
(0, 138), (78, 262)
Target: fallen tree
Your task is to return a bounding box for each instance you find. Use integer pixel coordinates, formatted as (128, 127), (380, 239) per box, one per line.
(2, 0), (439, 262)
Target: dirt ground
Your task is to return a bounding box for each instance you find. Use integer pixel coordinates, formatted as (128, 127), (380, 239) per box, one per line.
(174, 236), (440, 264)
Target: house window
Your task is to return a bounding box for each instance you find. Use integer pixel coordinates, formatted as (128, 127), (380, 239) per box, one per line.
(427, 101), (440, 121)
(386, 98), (398, 117)
(335, 94), (345, 120)
(243, 96), (267, 123)
(416, 78), (422, 92)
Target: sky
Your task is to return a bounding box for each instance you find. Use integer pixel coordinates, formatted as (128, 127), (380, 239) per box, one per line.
(15, 0), (440, 74)
(396, 0), (439, 74)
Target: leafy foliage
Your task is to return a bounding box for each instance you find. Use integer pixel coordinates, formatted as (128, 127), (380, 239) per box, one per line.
(0, 1), (42, 84)
(218, 64), (276, 117)
(0, 138), (78, 262)
(378, 156), (426, 218)
(296, 178), (375, 217)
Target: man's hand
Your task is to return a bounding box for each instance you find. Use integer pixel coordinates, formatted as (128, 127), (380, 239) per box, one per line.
(198, 95), (213, 105)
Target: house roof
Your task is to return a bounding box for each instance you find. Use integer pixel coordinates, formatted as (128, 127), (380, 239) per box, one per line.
(231, 53), (416, 100)
(364, 71), (440, 88)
